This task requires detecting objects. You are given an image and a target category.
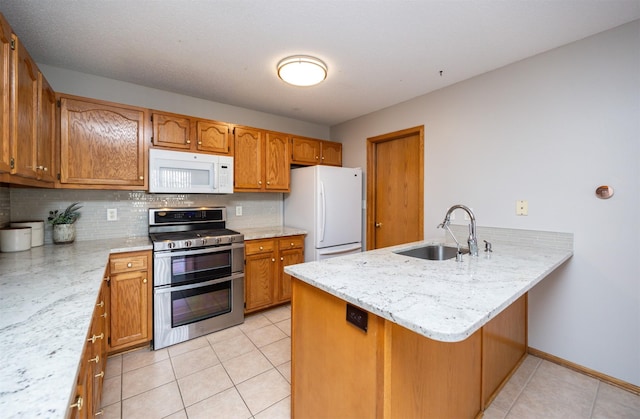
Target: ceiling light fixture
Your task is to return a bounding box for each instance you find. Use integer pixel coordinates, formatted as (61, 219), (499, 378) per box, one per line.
(277, 55), (327, 87)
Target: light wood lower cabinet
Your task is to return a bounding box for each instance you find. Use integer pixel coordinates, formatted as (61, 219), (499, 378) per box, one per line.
(291, 279), (527, 418)
(69, 279), (108, 418)
(245, 235), (304, 313)
(106, 250), (152, 352)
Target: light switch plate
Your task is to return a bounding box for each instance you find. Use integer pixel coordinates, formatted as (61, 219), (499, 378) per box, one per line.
(516, 200), (528, 216)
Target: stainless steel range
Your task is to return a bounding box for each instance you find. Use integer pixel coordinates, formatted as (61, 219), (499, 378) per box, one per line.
(149, 207), (244, 350)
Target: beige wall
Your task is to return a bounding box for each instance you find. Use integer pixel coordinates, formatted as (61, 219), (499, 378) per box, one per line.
(331, 20), (640, 386)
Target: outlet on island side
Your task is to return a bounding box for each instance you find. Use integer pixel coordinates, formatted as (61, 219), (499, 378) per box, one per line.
(235, 206), (242, 216)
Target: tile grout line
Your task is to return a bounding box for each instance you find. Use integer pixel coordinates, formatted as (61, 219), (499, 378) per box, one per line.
(502, 357), (542, 418)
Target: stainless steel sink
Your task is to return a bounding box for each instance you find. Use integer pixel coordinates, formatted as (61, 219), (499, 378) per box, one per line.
(395, 244), (468, 261)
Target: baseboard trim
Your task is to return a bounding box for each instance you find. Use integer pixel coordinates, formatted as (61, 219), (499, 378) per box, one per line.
(528, 347), (639, 396)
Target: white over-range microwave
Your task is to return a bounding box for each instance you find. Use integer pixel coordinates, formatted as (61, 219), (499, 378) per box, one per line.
(149, 148), (234, 194)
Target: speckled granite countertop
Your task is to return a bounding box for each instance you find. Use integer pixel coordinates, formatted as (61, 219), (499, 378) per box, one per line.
(237, 226), (307, 240)
(285, 240), (572, 343)
(0, 237), (152, 419)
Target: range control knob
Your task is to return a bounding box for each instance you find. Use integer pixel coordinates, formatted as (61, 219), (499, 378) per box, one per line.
(201, 239), (207, 246)
(184, 240), (192, 247)
(215, 237), (222, 244)
(167, 242), (175, 249)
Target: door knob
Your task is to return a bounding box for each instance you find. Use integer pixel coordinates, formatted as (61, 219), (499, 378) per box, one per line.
(375, 222), (382, 228)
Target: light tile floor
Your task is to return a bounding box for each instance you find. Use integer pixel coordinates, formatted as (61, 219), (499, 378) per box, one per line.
(101, 304), (640, 419)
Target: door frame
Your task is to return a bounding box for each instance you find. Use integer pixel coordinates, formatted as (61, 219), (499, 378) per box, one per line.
(366, 126), (424, 250)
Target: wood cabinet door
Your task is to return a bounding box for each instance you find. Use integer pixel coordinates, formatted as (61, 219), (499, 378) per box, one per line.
(60, 96), (147, 188)
(152, 112), (192, 150)
(234, 127), (263, 191)
(321, 141), (342, 166)
(12, 35), (38, 179)
(196, 120), (231, 155)
(245, 251), (276, 312)
(109, 269), (150, 350)
(278, 247), (303, 302)
(0, 14), (11, 174)
(291, 137), (320, 165)
(36, 73), (55, 182)
(265, 131), (290, 191)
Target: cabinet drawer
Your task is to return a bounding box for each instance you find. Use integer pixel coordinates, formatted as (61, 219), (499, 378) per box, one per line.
(110, 253), (148, 274)
(245, 240), (275, 255)
(279, 236), (304, 250)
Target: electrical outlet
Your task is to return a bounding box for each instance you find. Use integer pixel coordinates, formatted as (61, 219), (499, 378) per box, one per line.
(516, 200), (528, 216)
(107, 208), (118, 221)
(235, 206), (242, 216)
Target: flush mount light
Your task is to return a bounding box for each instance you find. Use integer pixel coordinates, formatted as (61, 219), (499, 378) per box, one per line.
(277, 55), (327, 87)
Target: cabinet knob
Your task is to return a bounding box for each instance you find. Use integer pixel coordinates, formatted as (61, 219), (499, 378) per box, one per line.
(315, 156), (319, 159)
(101, 312), (108, 319)
(259, 246), (263, 250)
(36, 165), (44, 170)
(290, 242), (294, 247)
(266, 181), (270, 185)
(43, 167), (48, 171)
(375, 222), (383, 228)
(88, 355), (100, 364)
(272, 258), (275, 262)
(143, 278), (147, 284)
(127, 262), (132, 268)
(70, 396), (83, 411)
(322, 156), (325, 160)
(258, 180), (262, 185)
(139, 175), (144, 180)
(198, 141), (202, 145)
(95, 371), (105, 379)
(186, 140), (191, 144)
(280, 257), (284, 261)
(96, 301), (104, 308)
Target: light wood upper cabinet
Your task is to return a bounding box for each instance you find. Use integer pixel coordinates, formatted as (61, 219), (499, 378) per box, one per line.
(152, 111), (191, 150)
(233, 126), (290, 192)
(0, 13), (11, 174)
(265, 131), (290, 191)
(291, 136), (342, 166)
(36, 74), (55, 182)
(234, 126), (262, 190)
(11, 34), (38, 179)
(59, 95), (148, 189)
(0, 13), (55, 186)
(151, 111), (232, 155)
(320, 140), (342, 166)
(196, 119), (231, 154)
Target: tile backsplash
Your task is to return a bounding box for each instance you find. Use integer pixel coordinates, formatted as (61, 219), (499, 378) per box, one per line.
(9, 188), (282, 244)
(448, 224), (573, 251)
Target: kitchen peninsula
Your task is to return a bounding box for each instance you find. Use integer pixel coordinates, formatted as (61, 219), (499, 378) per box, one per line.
(285, 236), (573, 418)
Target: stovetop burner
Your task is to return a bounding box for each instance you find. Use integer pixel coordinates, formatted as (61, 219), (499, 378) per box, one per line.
(148, 207), (244, 251)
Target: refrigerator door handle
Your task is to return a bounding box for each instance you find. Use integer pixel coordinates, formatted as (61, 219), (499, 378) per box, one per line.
(320, 181), (326, 242)
(318, 243), (361, 256)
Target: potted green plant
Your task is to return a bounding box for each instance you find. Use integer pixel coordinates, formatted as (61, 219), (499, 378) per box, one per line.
(48, 202), (82, 244)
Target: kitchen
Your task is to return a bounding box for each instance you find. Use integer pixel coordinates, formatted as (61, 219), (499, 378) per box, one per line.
(1, 2), (639, 419)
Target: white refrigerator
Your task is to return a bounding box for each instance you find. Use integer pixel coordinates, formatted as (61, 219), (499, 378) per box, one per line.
(284, 165), (362, 262)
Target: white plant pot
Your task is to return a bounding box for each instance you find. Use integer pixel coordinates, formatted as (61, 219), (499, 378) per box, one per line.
(53, 224), (76, 244)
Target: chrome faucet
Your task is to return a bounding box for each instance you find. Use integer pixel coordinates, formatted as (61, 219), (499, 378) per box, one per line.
(437, 204), (478, 256)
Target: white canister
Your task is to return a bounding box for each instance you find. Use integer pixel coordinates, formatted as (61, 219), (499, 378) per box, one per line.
(0, 227), (32, 252)
(10, 220), (45, 247)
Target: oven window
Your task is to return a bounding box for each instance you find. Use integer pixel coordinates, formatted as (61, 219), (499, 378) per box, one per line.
(171, 281), (232, 328)
(172, 251), (232, 285)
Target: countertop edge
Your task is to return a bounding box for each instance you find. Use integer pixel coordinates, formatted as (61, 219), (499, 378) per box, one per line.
(286, 242), (573, 343)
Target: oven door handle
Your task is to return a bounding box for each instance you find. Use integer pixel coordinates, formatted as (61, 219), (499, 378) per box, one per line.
(154, 242), (244, 258)
(154, 272), (245, 293)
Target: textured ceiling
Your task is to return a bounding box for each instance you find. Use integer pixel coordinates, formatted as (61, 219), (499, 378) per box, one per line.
(1, 1), (639, 126)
